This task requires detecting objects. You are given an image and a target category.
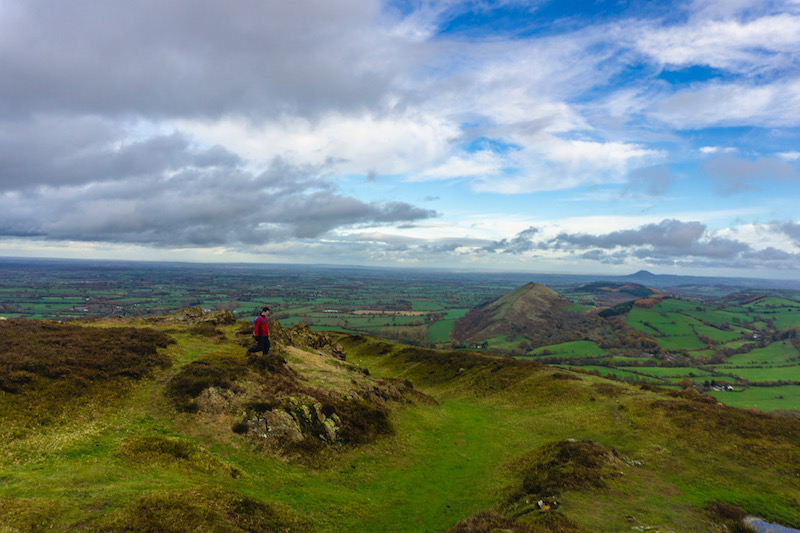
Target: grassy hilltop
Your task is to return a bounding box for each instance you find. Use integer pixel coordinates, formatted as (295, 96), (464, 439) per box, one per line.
(1, 309), (800, 532)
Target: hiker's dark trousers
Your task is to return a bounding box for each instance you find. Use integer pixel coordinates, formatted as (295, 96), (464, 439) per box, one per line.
(248, 336), (270, 355)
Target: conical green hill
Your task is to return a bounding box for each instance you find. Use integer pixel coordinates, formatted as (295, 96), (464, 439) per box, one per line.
(451, 282), (586, 346)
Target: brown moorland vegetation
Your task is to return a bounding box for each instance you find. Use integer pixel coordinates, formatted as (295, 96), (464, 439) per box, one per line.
(0, 319), (173, 395)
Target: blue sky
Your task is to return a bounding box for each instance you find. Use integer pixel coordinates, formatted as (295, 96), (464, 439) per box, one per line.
(0, 0), (799, 278)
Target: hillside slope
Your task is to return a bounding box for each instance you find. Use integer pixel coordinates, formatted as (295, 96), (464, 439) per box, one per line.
(1, 311), (800, 531)
(451, 282), (592, 348)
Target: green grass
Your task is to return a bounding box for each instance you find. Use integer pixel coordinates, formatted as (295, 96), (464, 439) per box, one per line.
(410, 301), (444, 312)
(558, 365), (652, 382)
(427, 319), (454, 343)
(620, 366), (713, 379)
(428, 309), (469, 343)
(4, 321), (800, 531)
(694, 324), (745, 343)
(530, 339), (606, 357)
(707, 385), (800, 412)
(622, 299), (770, 358)
(718, 365), (800, 383)
(723, 340), (800, 366)
(484, 334), (529, 352)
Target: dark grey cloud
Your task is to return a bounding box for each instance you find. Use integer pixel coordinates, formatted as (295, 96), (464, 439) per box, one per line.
(552, 219), (705, 250)
(0, 153), (437, 247)
(0, 117), (240, 190)
(0, 0), (392, 120)
(542, 218), (753, 266)
(581, 249), (629, 265)
(483, 219), (754, 264)
(770, 221), (800, 246)
(483, 226), (540, 254)
(745, 246), (793, 261)
(703, 154), (800, 195)
(631, 236), (750, 259)
(0, 1), (446, 253)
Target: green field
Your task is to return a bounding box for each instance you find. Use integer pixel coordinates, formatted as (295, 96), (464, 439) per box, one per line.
(531, 340), (606, 357)
(658, 334), (708, 351)
(723, 340), (800, 366)
(620, 366), (714, 379)
(427, 309), (468, 343)
(707, 385), (800, 411)
(558, 365), (655, 382)
(718, 365), (800, 383)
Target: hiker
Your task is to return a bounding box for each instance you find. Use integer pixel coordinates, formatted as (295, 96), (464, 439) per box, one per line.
(247, 306), (270, 356)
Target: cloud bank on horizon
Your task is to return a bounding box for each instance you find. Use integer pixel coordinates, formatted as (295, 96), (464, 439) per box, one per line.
(1, 0), (799, 277)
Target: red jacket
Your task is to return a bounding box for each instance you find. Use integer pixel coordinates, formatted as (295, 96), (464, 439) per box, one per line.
(253, 315), (269, 337)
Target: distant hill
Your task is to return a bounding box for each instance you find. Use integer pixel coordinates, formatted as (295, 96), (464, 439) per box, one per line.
(451, 282), (592, 348)
(617, 269), (800, 291)
(575, 281), (663, 302)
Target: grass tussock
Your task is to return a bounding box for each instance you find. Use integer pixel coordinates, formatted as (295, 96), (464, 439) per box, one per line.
(516, 440), (620, 499)
(0, 496), (63, 532)
(187, 322), (226, 340)
(707, 502), (758, 532)
(118, 435), (241, 477)
(98, 487), (305, 532)
(447, 510), (534, 532)
(328, 396), (392, 444)
(165, 352), (248, 412)
(448, 509), (586, 533)
(0, 320), (173, 394)
(591, 382), (626, 398)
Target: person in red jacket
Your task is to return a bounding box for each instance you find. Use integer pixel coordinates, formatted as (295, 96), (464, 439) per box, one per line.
(247, 307), (270, 357)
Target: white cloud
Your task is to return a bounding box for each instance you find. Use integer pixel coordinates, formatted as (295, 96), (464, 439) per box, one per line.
(1, 0), (799, 276)
(411, 150), (509, 181)
(699, 146), (738, 154)
(175, 111), (460, 176)
(651, 79), (800, 128)
(720, 223), (800, 252)
(471, 138), (663, 194)
(635, 14), (800, 72)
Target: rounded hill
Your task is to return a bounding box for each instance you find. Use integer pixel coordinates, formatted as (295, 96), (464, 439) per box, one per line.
(451, 282), (592, 348)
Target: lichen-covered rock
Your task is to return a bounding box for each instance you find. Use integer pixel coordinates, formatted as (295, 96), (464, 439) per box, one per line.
(195, 386), (236, 414)
(264, 410), (305, 442)
(240, 395), (343, 445)
(282, 396), (342, 444)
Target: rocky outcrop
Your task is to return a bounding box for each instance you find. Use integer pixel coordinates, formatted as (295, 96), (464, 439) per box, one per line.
(195, 386), (237, 415)
(238, 395), (343, 444)
(151, 306), (237, 326)
(270, 322), (346, 360)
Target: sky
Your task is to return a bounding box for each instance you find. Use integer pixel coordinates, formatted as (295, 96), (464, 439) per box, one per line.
(1, 0), (799, 279)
